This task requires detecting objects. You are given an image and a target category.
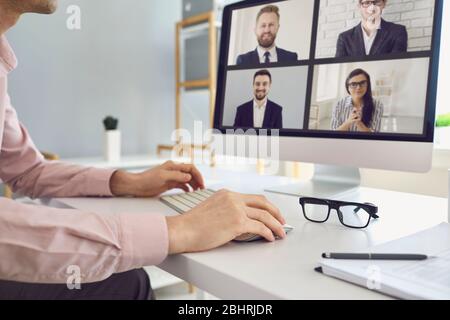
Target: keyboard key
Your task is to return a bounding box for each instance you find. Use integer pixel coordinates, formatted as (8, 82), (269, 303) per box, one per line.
(171, 195), (197, 209)
(160, 196), (191, 214)
(187, 192), (208, 202)
(203, 189), (215, 196)
(197, 190), (214, 199)
(177, 193), (200, 207)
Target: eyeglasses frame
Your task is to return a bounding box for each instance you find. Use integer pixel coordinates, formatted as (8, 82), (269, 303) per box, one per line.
(299, 197), (379, 229)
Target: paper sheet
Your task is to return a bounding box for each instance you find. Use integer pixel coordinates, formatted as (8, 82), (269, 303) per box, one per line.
(319, 223), (450, 300)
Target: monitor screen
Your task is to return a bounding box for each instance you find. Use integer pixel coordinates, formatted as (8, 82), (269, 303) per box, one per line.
(214, 0), (443, 143)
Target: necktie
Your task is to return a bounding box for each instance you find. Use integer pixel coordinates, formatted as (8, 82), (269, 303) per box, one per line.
(264, 52), (271, 64)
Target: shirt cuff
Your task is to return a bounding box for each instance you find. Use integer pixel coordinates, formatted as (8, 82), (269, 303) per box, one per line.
(85, 168), (117, 197)
(118, 213), (169, 270)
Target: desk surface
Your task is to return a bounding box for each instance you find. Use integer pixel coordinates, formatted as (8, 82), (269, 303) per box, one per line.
(51, 166), (448, 300)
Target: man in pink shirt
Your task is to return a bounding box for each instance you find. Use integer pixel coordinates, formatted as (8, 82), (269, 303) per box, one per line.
(0, 0), (286, 300)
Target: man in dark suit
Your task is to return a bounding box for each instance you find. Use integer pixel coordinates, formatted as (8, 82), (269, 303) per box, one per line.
(234, 70), (283, 129)
(336, 0), (408, 57)
(236, 5), (298, 66)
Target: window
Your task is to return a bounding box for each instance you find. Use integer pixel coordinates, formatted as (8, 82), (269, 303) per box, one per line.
(316, 64), (340, 102)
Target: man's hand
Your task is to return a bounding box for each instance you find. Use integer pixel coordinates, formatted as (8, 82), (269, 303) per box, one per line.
(166, 190), (287, 254)
(110, 161), (205, 197)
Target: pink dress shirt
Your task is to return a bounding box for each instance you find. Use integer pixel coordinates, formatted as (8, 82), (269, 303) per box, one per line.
(0, 35), (168, 284)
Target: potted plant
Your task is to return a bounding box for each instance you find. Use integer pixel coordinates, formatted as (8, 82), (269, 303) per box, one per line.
(103, 116), (121, 162)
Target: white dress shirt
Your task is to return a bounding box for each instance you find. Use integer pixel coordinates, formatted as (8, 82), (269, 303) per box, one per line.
(361, 24), (380, 55)
(257, 46), (278, 63)
(253, 99), (268, 128)
(331, 96), (385, 132)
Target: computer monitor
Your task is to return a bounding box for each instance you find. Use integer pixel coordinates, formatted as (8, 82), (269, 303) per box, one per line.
(213, 0), (444, 197)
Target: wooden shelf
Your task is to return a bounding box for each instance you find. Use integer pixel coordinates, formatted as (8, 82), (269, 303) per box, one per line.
(179, 12), (214, 28)
(176, 12), (217, 133)
(179, 79), (211, 89)
(180, 21), (222, 38)
(158, 11), (218, 165)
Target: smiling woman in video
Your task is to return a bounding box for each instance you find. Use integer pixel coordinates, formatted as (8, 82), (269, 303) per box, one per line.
(331, 69), (384, 133)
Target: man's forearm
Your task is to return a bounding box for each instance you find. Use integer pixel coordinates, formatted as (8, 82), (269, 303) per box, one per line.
(165, 215), (189, 255)
(109, 170), (140, 197)
(7, 161), (116, 199)
(0, 197), (168, 284)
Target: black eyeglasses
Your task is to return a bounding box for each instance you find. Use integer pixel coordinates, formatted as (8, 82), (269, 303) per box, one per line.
(348, 80), (368, 89)
(360, 0), (384, 8)
(299, 197), (379, 229)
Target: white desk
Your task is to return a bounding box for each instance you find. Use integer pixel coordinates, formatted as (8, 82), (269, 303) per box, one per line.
(50, 166), (448, 300)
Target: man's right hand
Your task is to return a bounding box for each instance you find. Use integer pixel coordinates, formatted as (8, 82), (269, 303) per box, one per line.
(165, 190), (287, 254)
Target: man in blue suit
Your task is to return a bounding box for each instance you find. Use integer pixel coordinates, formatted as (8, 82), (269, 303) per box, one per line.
(236, 5), (298, 66)
(336, 0), (408, 57)
(234, 70), (283, 129)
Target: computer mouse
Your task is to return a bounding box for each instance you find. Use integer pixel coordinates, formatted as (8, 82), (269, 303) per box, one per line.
(234, 224), (294, 243)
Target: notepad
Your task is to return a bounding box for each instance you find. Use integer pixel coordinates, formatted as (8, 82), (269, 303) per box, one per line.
(317, 223), (450, 300)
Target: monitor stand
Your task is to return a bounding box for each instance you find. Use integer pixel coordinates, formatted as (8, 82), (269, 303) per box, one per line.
(265, 165), (361, 198)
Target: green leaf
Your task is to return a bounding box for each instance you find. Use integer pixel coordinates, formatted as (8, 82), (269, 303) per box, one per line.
(436, 113), (450, 128)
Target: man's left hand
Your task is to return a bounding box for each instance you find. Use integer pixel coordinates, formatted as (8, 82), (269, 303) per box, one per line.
(110, 161), (205, 197)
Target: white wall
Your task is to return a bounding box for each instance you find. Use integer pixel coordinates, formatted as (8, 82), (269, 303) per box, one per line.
(7, 0), (181, 158)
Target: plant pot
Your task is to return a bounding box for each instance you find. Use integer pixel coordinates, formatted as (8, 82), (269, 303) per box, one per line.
(104, 130), (121, 163)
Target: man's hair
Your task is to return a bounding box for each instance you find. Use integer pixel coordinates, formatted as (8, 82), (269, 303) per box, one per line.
(253, 70), (272, 83)
(256, 5), (280, 23)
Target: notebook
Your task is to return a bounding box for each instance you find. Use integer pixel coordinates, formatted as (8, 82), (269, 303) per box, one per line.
(317, 223), (450, 300)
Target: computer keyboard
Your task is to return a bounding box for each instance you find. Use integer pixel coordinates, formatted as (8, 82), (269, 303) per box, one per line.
(161, 189), (216, 214)
(160, 189), (293, 242)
